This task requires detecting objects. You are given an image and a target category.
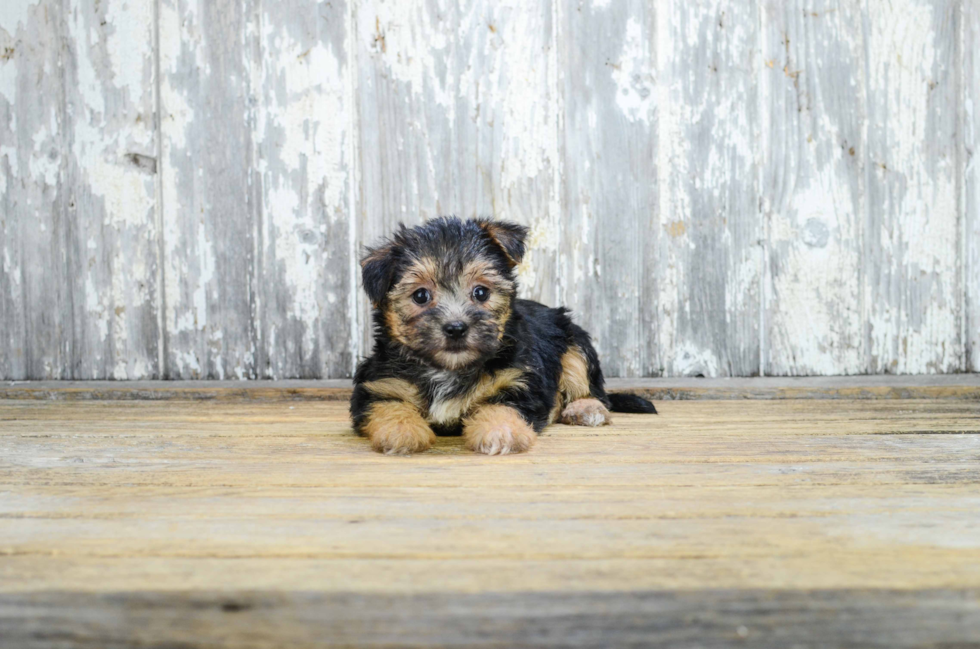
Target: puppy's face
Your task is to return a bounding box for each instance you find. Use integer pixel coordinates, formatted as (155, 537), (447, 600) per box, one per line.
(362, 218), (527, 370)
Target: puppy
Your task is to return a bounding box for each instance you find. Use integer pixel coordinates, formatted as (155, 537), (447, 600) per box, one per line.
(350, 217), (657, 456)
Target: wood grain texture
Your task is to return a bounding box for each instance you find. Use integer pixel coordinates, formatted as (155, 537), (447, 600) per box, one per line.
(558, 0), (658, 378)
(864, 0), (960, 374)
(254, 0), (352, 379)
(64, 0), (162, 380)
(159, 0), (259, 379)
(657, 0), (762, 377)
(1, 397), (979, 646)
(761, 0), (865, 376)
(1, 0), (161, 381)
(2, 590), (979, 649)
(0, 2), (72, 380)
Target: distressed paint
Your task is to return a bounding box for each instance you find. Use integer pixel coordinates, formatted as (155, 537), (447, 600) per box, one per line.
(559, 0), (658, 377)
(64, 0), (161, 379)
(255, 0), (352, 378)
(657, 0), (762, 377)
(0, 1), (71, 379)
(965, 0), (980, 373)
(864, 0), (960, 374)
(1, 0), (977, 380)
(761, 0), (865, 376)
(159, 0), (258, 379)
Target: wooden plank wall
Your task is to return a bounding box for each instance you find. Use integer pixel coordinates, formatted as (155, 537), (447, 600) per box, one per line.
(0, 0), (974, 379)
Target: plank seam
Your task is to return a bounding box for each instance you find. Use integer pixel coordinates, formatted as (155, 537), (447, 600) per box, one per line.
(551, 0), (566, 312)
(153, 0), (167, 379)
(59, 0), (76, 380)
(954, 2), (970, 372)
(248, 0), (264, 379)
(860, 0), (872, 374)
(346, 0), (361, 377)
(757, 0), (768, 377)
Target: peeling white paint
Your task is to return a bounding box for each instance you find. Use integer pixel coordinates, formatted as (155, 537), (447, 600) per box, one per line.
(0, 0), (36, 35)
(257, 4), (351, 376)
(0, 56), (18, 104)
(761, 0), (868, 376)
(363, 1), (453, 108)
(103, 0), (153, 105)
(672, 341), (720, 377)
(611, 17), (654, 123)
(865, 0), (960, 374)
(29, 123), (59, 185)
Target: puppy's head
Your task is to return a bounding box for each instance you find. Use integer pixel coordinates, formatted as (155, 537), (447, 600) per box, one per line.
(361, 217), (528, 370)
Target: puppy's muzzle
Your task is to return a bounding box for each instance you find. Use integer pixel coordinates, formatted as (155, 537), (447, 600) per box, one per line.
(442, 321), (469, 340)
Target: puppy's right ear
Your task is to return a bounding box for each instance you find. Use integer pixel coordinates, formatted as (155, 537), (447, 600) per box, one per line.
(361, 241), (399, 305)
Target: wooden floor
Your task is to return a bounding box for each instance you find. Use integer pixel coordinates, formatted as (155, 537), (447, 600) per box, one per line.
(2, 394), (980, 647)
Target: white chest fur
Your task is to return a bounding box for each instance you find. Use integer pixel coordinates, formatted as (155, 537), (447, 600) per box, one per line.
(424, 368), (527, 426)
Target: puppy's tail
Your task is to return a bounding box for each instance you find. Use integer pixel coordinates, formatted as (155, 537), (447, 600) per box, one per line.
(607, 392), (658, 414)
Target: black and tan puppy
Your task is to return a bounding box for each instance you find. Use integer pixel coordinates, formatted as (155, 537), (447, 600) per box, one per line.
(350, 217), (657, 455)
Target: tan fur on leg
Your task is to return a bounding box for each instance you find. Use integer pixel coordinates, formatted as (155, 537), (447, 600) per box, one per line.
(559, 346), (593, 402)
(463, 404), (536, 455)
(560, 398), (611, 427)
(363, 401), (436, 456)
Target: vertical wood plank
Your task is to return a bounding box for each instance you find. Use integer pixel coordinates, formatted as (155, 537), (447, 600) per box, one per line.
(353, 0), (559, 354)
(657, 0), (762, 377)
(558, 0), (658, 377)
(863, 0), (960, 374)
(761, 0), (866, 376)
(454, 0), (560, 308)
(63, 0), (161, 378)
(159, 0), (258, 379)
(0, 1), (71, 379)
(255, 0), (352, 378)
(965, 0), (980, 373)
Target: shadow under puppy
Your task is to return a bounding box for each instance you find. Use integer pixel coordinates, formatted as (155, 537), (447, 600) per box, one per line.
(351, 217), (657, 455)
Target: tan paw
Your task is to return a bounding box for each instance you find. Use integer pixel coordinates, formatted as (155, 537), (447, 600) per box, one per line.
(560, 398), (611, 427)
(364, 402), (436, 456)
(463, 404), (536, 455)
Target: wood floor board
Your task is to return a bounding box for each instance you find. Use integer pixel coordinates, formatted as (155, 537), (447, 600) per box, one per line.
(1, 397), (978, 646)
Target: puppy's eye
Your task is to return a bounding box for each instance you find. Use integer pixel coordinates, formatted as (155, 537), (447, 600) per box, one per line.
(472, 286), (490, 303)
(411, 288), (431, 305)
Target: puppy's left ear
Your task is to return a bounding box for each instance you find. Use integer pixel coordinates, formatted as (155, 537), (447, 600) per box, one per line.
(360, 241), (399, 305)
(477, 219), (528, 268)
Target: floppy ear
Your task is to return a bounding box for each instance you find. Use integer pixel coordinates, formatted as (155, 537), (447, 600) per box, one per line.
(477, 219), (529, 268)
(360, 241), (399, 305)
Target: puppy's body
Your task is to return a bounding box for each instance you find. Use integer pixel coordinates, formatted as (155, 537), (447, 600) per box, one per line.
(351, 217), (656, 455)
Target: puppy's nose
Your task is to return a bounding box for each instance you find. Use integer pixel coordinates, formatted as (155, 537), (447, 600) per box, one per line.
(442, 321), (469, 340)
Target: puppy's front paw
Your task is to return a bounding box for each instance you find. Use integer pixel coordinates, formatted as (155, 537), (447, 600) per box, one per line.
(463, 404), (536, 455)
(363, 402), (436, 456)
(560, 398), (611, 427)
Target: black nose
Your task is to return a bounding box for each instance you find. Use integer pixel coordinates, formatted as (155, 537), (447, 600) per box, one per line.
(442, 321), (469, 340)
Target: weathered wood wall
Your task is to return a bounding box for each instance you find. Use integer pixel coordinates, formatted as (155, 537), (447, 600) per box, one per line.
(0, 0), (975, 379)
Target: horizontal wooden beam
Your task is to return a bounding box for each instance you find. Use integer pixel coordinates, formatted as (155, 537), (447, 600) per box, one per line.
(2, 375), (980, 401)
(3, 589), (979, 648)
